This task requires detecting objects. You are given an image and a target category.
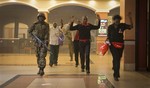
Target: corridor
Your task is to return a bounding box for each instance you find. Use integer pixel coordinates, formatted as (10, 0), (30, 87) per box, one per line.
(0, 54), (150, 88)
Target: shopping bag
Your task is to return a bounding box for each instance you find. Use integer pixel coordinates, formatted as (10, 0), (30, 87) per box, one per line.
(58, 34), (64, 46)
(99, 43), (109, 56)
(112, 42), (123, 48)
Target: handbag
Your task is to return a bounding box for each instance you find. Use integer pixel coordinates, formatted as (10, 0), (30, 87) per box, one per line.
(99, 43), (109, 56)
(112, 42), (123, 48)
(58, 34), (64, 45)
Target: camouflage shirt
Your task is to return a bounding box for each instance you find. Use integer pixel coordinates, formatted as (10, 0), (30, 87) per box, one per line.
(29, 21), (49, 41)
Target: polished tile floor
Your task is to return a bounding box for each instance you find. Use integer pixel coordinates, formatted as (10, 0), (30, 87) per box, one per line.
(0, 53), (150, 88)
(28, 78), (86, 88)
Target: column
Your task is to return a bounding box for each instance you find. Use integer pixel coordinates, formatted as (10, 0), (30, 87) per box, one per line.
(120, 0), (136, 71)
(121, 0), (148, 71)
(135, 0), (148, 71)
(14, 19), (19, 38)
(148, 0), (150, 71)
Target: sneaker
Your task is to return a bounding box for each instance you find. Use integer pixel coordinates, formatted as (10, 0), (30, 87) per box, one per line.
(39, 70), (44, 76)
(75, 64), (78, 67)
(49, 64), (53, 67)
(114, 77), (119, 81)
(81, 69), (84, 72)
(54, 64), (57, 66)
(112, 67), (114, 70)
(86, 70), (90, 74)
(70, 59), (73, 61)
(37, 70), (40, 75)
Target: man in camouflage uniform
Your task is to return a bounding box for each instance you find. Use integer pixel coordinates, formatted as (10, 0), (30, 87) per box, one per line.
(28, 13), (49, 76)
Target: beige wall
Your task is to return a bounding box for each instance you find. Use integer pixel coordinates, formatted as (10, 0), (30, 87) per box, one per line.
(120, 0), (135, 40)
(120, 0), (136, 71)
(0, 0), (120, 12)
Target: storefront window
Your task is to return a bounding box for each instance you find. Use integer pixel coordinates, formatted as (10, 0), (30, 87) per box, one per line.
(97, 19), (108, 36)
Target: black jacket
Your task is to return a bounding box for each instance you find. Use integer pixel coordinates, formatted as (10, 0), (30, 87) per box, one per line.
(107, 23), (132, 43)
(70, 20), (100, 40)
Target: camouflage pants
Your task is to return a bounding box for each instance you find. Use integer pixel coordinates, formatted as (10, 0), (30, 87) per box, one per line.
(35, 46), (47, 69)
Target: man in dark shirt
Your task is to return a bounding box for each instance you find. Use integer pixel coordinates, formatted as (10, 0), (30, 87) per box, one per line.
(107, 13), (133, 81)
(70, 15), (101, 74)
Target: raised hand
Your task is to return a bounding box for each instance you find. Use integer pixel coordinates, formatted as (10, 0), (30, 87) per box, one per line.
(60, 19), (64, 28)
(71, 16), (75, 23)
(127, 12), (133, 28)
(96, 14), (100, 20)
(60, 19), (63, 24)
(127, 12), (132, 19)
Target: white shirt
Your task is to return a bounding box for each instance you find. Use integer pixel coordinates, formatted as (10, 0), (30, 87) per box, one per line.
(49, 26), (60, 45)
(63, 23), (77, 41)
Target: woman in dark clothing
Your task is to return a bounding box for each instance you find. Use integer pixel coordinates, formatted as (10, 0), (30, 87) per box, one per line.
(70, 15), (101, 74)
(74, 30), (80, 67)
(73, 20), (81, 67)
(106, 13), (133, 81)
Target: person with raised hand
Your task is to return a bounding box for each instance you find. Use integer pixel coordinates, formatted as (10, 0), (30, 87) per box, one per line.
(69, 14), (101, 74)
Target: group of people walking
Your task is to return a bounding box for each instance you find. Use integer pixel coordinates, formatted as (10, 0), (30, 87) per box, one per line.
(28, 12), (133, 81)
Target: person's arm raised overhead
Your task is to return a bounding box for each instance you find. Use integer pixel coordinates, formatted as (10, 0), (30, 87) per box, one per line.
(69, 16), (79, 31)
(60, 19), (64, 29)
(127, 12), (133, 29)
(90, 14), (101, 29)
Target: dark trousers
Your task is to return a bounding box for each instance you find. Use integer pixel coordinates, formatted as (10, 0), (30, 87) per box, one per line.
(49, 45), (59, 65)
(79, 41), (91, 71)
(109, 45), (124, 78)
(73, 40), (80, 65)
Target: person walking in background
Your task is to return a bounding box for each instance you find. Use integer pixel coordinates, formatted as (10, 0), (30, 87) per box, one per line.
(62, 21), (74, 61)
(28, 13), (49, 76)
(70, 14), (101, 74)
(49, 21), (63, 67)
(106, 13), (133, 81)
(73, 20), (81, 67)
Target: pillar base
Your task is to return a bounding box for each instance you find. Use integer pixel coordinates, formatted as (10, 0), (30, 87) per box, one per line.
(124, 63), (135, 71)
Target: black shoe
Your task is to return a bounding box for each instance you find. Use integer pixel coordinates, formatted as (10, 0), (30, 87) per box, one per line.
(112, 67), (114, 70)
(39, 70), (44, 76)
(75, 64), (78, 67)
(114, 77), (119, 81)
(54, 64), (57, 66)
(81, 69), (84, 72)
(70, 59), (73, 61)
(49, 64), (53, 67)
(37, 70), (40, 75)
(86, 70), (90, 74)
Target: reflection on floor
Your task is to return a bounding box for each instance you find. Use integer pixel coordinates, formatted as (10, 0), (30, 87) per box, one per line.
(0, 53), (150, 88)
(1, 74), (114, 88)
